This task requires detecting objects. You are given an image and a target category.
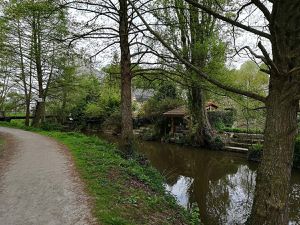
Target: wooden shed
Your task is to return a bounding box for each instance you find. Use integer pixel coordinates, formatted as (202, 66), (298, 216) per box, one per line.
(163, 106), (189, 135)
(163, 102), (219, 135)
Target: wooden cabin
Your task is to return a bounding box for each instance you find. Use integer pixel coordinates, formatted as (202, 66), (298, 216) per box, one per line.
(163, 102), (219, 135)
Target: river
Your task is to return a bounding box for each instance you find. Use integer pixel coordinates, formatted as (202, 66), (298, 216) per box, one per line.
(97, 133), (300, 225)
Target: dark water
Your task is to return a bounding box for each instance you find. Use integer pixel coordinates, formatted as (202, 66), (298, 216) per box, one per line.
(98, 134), (300, 225)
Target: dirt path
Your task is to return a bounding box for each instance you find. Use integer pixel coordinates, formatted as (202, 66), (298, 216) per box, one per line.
(0, 127), (96, 225)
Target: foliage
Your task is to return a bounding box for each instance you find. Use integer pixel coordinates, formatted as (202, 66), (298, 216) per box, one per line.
(294, 136), (300, 169)
(40, 122), (64, 131)
(102, 110), (122, 134)
(207, 110), (236, 130)
(154, 83), (178, 100)
(214, 61), (268, 131)
(85, 82), (120, 118)
(210, 135), (225, 150)
(247, 139), (300, 169)
(139, 83), (182, 118)
(140, 97), (183, 118)
(48, 72), (102, 123)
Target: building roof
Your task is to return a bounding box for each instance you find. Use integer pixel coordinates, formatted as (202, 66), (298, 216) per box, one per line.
(163, 102), (219, 117)
(206, 101), (218, 109)
(163, 106), (187, 117)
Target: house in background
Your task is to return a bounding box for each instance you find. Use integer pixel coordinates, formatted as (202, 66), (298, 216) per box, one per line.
(132, 89), (155, 103)
(206, 102), (219, 111)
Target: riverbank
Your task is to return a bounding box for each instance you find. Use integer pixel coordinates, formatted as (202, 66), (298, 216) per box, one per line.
(0, 121), (198, 225)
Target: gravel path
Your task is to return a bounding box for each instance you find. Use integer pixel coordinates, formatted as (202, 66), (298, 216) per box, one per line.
(0, 127), (96, 225)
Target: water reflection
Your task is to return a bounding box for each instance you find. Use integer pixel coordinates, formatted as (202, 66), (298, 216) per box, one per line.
(98, 134), (300, 224)
(165, 176), (194, 208)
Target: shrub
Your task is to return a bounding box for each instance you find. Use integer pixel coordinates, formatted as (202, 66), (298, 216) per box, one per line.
(40, 122), (64, 131)
(140, 97), (183, 118)
(247, 139), (300, 168)
(102, 110), (122, 134)
(208, 109), (236, 129)
(222, 127), (263, 134)
(294, 136), (300, 169)
(211, 135), (224, 150)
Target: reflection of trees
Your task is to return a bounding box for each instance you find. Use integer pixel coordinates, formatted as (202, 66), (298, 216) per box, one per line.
(206, 179), (230, 224)
(204, 166), (256, 225)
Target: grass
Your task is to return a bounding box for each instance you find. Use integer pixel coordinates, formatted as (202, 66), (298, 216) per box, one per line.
(0, 121), (199, 225)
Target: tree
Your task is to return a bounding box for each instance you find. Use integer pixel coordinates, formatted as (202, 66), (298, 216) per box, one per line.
(131, 0), (300, 223)
(176, 0), (225, 146)
(63, 0), (164, 156)
(0, 17), (13, 111)
(29, 0), (69, 126)
(118, 0), (134, 155)
(2, 0), (70, 126)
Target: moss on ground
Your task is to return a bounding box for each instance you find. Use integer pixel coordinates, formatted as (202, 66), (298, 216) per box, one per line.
(0, 121), (198, 225)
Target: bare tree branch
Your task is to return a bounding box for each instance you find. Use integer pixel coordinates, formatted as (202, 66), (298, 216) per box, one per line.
(129, 0), (266, 103)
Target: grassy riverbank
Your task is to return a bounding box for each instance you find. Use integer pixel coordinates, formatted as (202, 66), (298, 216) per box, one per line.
(0, 121), (198, 225)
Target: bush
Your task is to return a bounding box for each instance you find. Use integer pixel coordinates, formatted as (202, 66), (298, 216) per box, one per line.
(247, 139), (300, 168)
(40, 122), (64, 131)
(222, 127), (263, 134)
(247, 144), (263, 162)
(102, 110), (122, 134)
(140, 97), (183, 118)
(211, 135), (224, 150)
(208, 109), (236, 129)
(294, 136), (300, 169)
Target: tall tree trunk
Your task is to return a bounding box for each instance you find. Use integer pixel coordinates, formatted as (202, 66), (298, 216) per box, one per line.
(17, 20), (31, 126)
(188, 85), (213, 146)
(32, 100), (45, 126)
(187, 3), (214, 145)
(31, 14), (45, 127)
(119, 0), (133, 156)
(248, 77), (299, 224)
(25, 99), (31, 126)
(249, 1), (300, 223)
(59, 91), (67, 124)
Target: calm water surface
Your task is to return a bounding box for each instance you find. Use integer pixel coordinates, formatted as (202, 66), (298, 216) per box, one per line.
(98, 134), (300, 225)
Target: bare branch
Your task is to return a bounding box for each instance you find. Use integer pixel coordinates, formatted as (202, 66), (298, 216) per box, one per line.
(129, 0), (266, 103)
(184, 0), (271, 39)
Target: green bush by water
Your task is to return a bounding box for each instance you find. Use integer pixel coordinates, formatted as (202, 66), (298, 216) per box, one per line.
(247, 137), (300, 168)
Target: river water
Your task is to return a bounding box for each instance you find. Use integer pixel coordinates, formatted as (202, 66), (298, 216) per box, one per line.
(97, 134), (300, 225)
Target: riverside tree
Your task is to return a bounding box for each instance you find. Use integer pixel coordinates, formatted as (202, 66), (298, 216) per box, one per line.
(152, 0), (227, 146)
(63, 0), (165, 155)
(2, 0), (70, 126)
(131, 0), (300, 224)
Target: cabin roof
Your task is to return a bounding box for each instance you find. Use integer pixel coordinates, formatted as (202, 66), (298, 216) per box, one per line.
(163, 102), (219, 117)
(163, 106), (187, 117)
(206, 101), (218, 109)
